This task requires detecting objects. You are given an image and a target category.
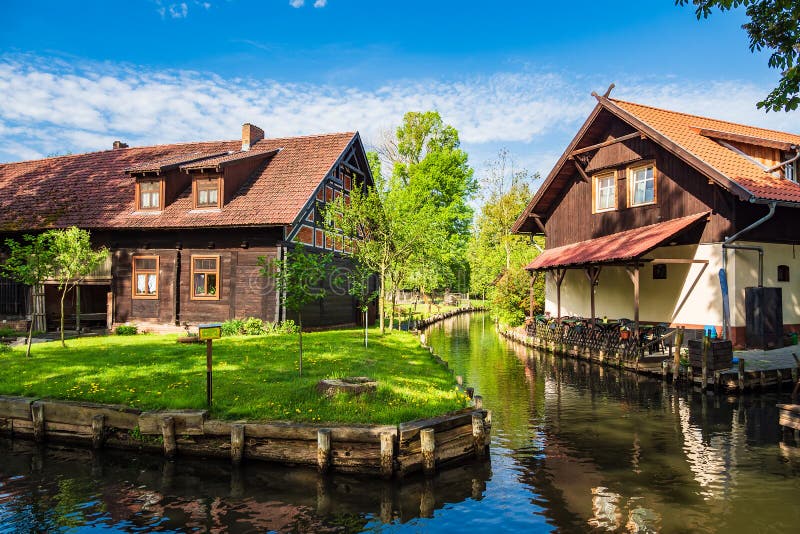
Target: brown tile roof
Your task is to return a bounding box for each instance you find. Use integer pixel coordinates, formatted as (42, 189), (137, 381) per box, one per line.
(0, 133), (356, 231)
(179, 148), (280, 171)
(610, 99), (800, 203)
(526, 212), (709, 270)
(126, 151), (229, 173)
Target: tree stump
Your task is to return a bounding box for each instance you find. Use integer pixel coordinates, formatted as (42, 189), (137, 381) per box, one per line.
(316, 377), (377, 397)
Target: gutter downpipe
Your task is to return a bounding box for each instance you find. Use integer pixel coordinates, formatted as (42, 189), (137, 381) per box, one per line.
(720, 200), (777, 340)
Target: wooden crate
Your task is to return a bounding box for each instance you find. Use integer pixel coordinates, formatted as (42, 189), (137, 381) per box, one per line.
(688, 339), (733, 371)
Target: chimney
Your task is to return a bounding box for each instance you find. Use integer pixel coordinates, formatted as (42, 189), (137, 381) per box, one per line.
(113, 140), (129, 149)
(242, 123), (265, 151)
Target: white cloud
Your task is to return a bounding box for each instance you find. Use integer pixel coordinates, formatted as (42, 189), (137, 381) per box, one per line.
(289, 0), (304, 7)
(169, 3), (189, 18)
(0, 56), (795, 177)
(314, 0), (327, 7)
(153, 1), (211, 19)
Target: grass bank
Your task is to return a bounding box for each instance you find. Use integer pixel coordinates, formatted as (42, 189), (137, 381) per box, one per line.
(0, 328), (468, 425)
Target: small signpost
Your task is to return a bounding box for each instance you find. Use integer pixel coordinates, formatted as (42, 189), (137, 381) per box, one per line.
(198, 323), (222, 408)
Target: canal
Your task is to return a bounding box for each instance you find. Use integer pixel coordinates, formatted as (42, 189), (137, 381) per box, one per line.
(2, 313), (799, 532)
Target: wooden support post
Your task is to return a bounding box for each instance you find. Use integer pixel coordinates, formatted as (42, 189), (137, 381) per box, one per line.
(626, 266), (640, 338)
(31, 403), (45, 443)
(474, 395), (483, 409)
(555, 269), (566, 319)
(161, 416), (176, 459)
(420, 428), (436, 475)
(466, 387), (474, 399)
(738, 358), (746, 391)
(380, 431), (394, 479)
(231, 424), (245, 465)
(75, 284), (81, 334)
(701, 335), (710, 390)
(317, 429), (331, 473)
(585, 266), (601, 326)
(760, 371), (766, 389)
(673, 327), (684, 383)
(91, 414), (104, 450)
(472, 413), (486, 458)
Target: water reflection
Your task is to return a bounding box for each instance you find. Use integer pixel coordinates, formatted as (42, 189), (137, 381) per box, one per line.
(0, 438), (491, 532)
(426, 314), (800, 533)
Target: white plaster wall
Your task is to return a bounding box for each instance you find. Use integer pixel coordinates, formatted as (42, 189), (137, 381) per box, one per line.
(543, 244), (726, 326)
(730, 241), (800, 327)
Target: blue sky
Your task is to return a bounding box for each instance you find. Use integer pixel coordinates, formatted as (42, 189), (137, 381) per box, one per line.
(0, 0), (796, 178)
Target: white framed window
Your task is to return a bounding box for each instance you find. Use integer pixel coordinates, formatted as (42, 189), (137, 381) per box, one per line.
(594, 173), (616, 212)
(629, 164), (656, 206)
(786, 160), (797, 183)
(132, 256), (159, 299)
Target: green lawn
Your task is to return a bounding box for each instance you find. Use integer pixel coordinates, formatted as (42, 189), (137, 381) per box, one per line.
(0, 328), (468, 424)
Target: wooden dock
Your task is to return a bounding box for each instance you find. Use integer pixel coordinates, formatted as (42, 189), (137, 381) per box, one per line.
(500, 329), (800, 394)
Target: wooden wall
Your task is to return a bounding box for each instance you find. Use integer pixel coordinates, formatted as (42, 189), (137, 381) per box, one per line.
(544, 131), (734, 249)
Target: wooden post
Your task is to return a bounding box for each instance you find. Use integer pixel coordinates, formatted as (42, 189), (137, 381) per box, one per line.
(231, 424), (245, 465)
(380, 431), (394, 479)
(456, 375), (463, 386)
(91, 414), (104, 449)
(472, 413), (486, 458)
(31, 403), (45, 443)
(760, 371), (766, 389)
(555, 269), (566, 319)
(206, 339), (213, 408)
(529, 271), (539, 319)
(585, 266), (601, 327)
(673, 327), (684, 383)
(420, 428), (436, 475)
(626, 266), (640, 338)
(738, 358), (746, 391)
(75, 284), (81, 334)
(484, 410), (493, 446)
(161, 416), (176, 459)
(701, 335), (710, 390)
(317, 428), (331, 473)
(474, 395), (483, 409)
(466, 387), (474, 399)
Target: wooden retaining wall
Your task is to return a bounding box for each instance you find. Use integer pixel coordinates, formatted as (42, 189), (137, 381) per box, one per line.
(0, 397), (490, 478)
(414, 306), (487, 331)
(500, 328), (800, 394)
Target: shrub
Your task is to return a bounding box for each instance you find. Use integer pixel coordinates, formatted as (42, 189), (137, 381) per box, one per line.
(221, 318), (245, 337)
(115, 324), (138, 336)
(0, 327), (18, 338)
(243, 317), (265, 336)
(276, 320), (299, 334)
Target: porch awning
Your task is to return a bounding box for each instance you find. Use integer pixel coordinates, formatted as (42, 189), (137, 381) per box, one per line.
(526, 212), (709, 271)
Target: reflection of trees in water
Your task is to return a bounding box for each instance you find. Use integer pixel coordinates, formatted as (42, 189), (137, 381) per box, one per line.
(0, 439), (491, 532)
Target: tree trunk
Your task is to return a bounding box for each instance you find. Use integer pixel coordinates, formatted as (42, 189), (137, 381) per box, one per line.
(75, 285), (81, 337)
(388, 290), (395, 332)
(298, 313), (303, 377)
(60, 286), (67, 348)
(25, 316), (34, 358)
(379, 270), (386, 335)
(364, 309), (369, 348)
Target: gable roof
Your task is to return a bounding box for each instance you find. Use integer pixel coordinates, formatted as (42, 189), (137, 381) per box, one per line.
(513, 95), (800, 234)
(0, 132), (356, 232)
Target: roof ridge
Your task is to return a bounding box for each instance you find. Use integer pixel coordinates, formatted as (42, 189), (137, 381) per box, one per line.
(609, 98), (800, 140)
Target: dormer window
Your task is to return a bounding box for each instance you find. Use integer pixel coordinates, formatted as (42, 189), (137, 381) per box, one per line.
(629, 163), (656, 206)
(136, 179), (163, 211)
(194, 177), (221, 209)
(593, 172), (616, 213)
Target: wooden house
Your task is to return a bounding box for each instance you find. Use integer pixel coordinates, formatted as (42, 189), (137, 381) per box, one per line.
(0, 124), (375, 332)
(513, 90), (800, 348)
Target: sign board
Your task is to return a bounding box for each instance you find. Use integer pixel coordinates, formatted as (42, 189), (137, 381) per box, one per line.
(198, 323), (222, 341)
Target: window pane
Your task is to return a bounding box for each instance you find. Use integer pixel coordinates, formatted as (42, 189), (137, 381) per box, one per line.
(194, 273), (206, 295)
(194, 258), (217, 271)
(135, 258), (157, 271)
(151, 192), (160, 207)
(207, 274), (217, 296)
(199, 190), (208, 204)
(141, 181), (159, 192)
(209, 189), (218, 204)
(136, 274), (147, 294)
(147, 274), (157, 294)
(141, 193), (151, 208)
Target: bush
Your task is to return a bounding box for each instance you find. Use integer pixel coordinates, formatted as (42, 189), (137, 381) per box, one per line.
(276, 319), (299, 334)
(221, 318), (245, 336)
(243, 317), (265, 336)
(0, 327), (19, 338)
(115, 324), (138, 336)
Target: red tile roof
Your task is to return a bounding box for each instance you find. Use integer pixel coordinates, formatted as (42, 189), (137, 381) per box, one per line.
(526, 212), (709, 270)
(0, 133), (356, 231)
(610, 99), (800, 203)
(179, 148), (280, 171)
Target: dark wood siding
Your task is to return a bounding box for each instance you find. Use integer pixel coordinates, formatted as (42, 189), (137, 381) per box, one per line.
(544, 122), (735, 248)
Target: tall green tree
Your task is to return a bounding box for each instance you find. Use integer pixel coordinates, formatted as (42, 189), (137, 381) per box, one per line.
(677, 0), (800, 111)
(1, 233), (57, 357)
(49, 227), (108, 348)
(259, 246), (333, 376)
(468, 149), (544, 325)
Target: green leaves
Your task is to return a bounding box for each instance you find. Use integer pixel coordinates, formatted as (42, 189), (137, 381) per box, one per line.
(677, 0), (800, 111)
(259, 245), (333, 314)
